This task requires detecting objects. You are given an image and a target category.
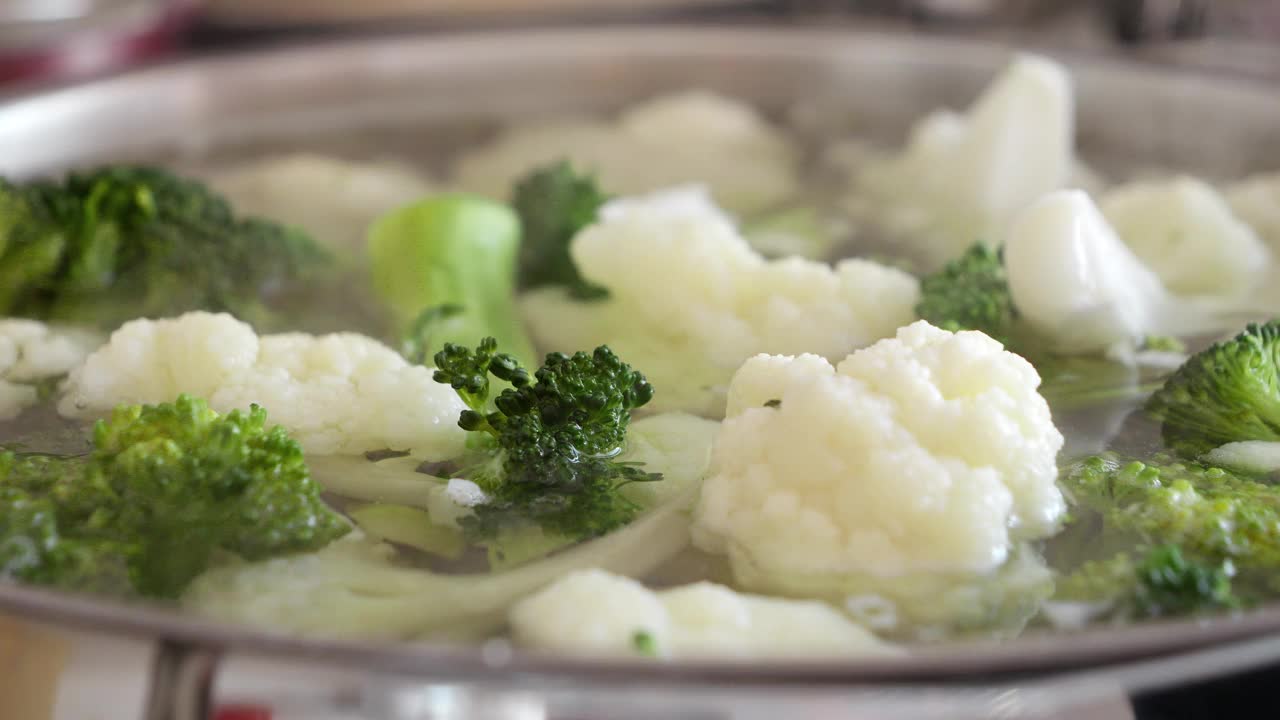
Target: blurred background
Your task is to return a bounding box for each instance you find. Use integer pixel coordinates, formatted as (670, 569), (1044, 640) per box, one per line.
(0, 0), (1278, 88)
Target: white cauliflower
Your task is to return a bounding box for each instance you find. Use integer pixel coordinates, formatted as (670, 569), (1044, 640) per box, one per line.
(520, 186), (920, 416)
(1005, 190), (1171, 354)
(0, 320), (101, 421)
(848, 54), (1077, 267)
(454, 91), (800, 216)
(689, 321), (1063, 628)
(509, 569), (897, 659)
(1225, 172), (1280, 253)
(207, 153), (433, 258)
(1100, 176), (1271, 297)
(58, 312), (466, 458)
(1004, 189), (1250, 355)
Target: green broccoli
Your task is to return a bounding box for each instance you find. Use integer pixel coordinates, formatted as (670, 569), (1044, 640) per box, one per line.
(1054, 545), (1237, 618)
(0, 395), (348, 598)
(1062, 453), (1280, 571)
(368, 194), (537, 368)
(1145, 321), (1280, 458)
(915, 242), (1016, 343)
(432, 338), (660, 541)
(511, 161), (609, 298)
(1133, 544), (1237, 617)
(0, 167), (327, 328)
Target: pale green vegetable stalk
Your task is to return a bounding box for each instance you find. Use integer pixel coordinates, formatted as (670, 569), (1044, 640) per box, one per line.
(307, 454), (468, 527)
(307, 413), (719, 522)
(183, 413), (721, 638)
(368, 194), (536, 366)
(347, 504), (465, 560)
(181, 495), (695, 640)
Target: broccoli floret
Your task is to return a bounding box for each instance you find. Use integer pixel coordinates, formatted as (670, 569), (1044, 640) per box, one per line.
(0, 453), (134, 595)
(0, 395), (348, 598)
(1054, 545), (1237, 618)
(511, 161), (609, 298)
(1145, 321), (1280, 458)
(369, 194), (537, 367)
(1133, 545), (1237, 617)
(432, 339), (660, 541)
(1062, 453), (1280, 570)
(915, 243), (1016, 343)
(0, 167), (327, 328)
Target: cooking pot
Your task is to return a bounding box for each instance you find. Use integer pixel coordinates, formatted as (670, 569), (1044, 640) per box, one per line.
(2, 26), (1280, 720)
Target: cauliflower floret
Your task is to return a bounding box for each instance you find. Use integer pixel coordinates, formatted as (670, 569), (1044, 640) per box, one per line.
(207, 153), (433, 258)
(690, 321), (1064, 629)
(849, 54), (1076, 267)
(1004, 189), (1250, 354)
(1100, 176), (1271, 297)
(1005, 190), (1171, 353)
(1226, 172), (1280, 253)
(509, 569), (897, 659)
(520, 186), (920, 416)
(58, 312), (466, 458)
(0, 319), (101, 421)
(454, 91), (799, 216)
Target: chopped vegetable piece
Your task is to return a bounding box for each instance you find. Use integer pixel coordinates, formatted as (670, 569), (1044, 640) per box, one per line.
(512, 161), (609, 297)
(368, 194), (536, 367)
(915, 242), (1016, 343)
(183, 490), (695, 640)
(347, 504), (464, 560)
(1062, 453), (1280, 571)
(1146, 321), (1280, 457)
(1, 395), (348, 598)
(1054, 545), (1238, 619)
(433, 338), (660, 542)
(0, 167), (327, 328)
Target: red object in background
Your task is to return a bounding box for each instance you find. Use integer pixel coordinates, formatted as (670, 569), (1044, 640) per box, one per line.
(0, 0), (197, 88)
(213, 705), (273, 720)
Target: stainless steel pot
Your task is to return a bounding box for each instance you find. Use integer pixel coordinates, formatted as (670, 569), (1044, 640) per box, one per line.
(2, 26), (1280, 720)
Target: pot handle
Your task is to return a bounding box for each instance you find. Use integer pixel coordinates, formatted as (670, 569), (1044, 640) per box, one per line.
(142, 640), (220, 720)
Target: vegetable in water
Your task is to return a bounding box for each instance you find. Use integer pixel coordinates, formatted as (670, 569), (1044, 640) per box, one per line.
(0, 319), (100, 421)
(849, 54), (1076, 268)
(208, 153), (434, 259)
(59, 311), (469, 459)
(368, 194), (536, 367)
(690, 321), (1064, 632)
(1099, 175), (1271, 298)
(915, 242), (1015, 343)
(508, 569), (899, 659)
(0, 166), (327, 328)
(1, 395), (348, 598)
(1055, 545), (1238, 619)
(433, 337), (660, 541)
(347, 503), (464, 560)
(1062, 453), (1280, 573)
(1145, 321), (1280, 458)
(916, 232), (1190, 410)
(306, 410), (719, 526)
(454, 90), (801, 216)
(512, 161), (609, 297)
(183, 492), (695, 640)
(519, 185), (920, 416)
